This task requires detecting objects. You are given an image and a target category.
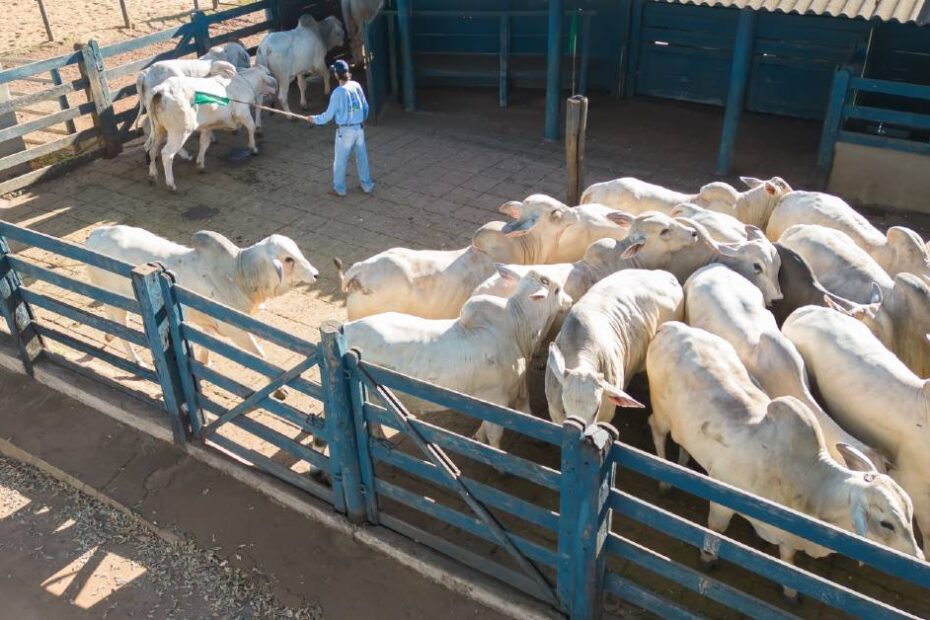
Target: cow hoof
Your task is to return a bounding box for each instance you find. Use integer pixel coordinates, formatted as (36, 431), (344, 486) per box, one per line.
(168, 186), (177, 193)
(301, 102), (310, 111)
(255, 127), (263, 136)
(197, 166), (205, 174)
(699, 552), (719, 571)
(251, 148), (259, 156)
(148, 176), (156, 186)
(781, 588), (800, 606)
(178, 153), (192, 162)
(658, 482), (672, 496)
(144, 153), (151, 165)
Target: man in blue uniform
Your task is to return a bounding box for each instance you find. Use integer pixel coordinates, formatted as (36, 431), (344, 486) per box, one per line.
(310, 59), (374, 197)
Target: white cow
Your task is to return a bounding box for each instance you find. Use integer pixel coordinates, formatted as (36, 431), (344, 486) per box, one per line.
(826, 273), (930, 380)
(202, 41), (251, 69)
(783, 306), (930, 552)
(546, 269), (684, 425)
(647, 322), (923, 599)
(146, 67), (277, 191)
(684, 264), (888, 472)
(341, 0), (384, 64)
(255, 15), (345, 131)
(336, 195), (626, 320)
(767, 191), (930, 283)
(85, 225), (318, 366)
(580, 176), (790, 222)
(670, 203), (748, 243)
(343, 269), (572, 448)
(778, 224), (893, 304)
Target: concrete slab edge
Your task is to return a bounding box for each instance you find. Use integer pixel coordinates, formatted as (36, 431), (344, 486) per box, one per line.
(0, 347), (560, 620)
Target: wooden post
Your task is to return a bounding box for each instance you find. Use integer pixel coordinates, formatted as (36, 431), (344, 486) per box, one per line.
(131, 264), (189, 444)
(118, 0), (133, 30)
(715, 8), (757, 175)
(387, 16), (399, 103)
(396, 0), (415, 112)
(77, 40), (121, 158)
(157, 270), (202, 438)
(49, 68), (77, 135)
(558, 419), (618, 619)
(565, 95), (588, 206)
(817, 68), (852, 189)
(499, 14), (510, 108)
(0, 235), (43, 375)
(191, 11), (211, 57)
(578, 14), (591, 97)
(545, 0), (564, 140)
(320, 321), (367, 524)
(362, 22), (379, 124)
(344, 350), (380, 524)
(623, 0), (644, 98)
(36, 0), (54, 42)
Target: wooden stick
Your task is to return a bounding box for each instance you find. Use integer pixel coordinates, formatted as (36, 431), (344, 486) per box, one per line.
(36, 0), (54, 42)
(565, 95), (588, 206)
(118, 0), (133, 30)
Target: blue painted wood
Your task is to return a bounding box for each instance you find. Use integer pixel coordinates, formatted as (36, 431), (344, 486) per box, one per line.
(369, 441), (559, 531)
(556, 419), (581, 612)
(397, 0), (416, 112)
(344, 351), (380, 523)
(387, 16), (400, 103)
(612, 442), (930, 589)
(363, 22), (379, 124)
(0, 51), (83, 85)
(544, 0), (563, 140)
(816, 67), (851, 186)
(604, 572), (702, 620)
(19, 287), (145, 346)
(97, 23), (194, 58)
(623, 0), (644, 98)
(173, 286), (317, 357)
(209, 21), (274, 47)
(605, 533), (796, 620)
(610, 488), (917, 619)
(359, 361), (561, 445)
(364, 401), (561, 490)
(7, 257), (137, 312)
(499, 15), (510, 107)
(203, 1), (268, 25)
(104, 42), (201, 81)
(578, 14), (590, 97)
(35, 323), (156, 382)
(191, 11), (211, 56)
(0, 102), (93, 146)
(131, 264), (188, 443)
(157, 271), (202, 438)
(79, 39), (122, 158)
(716, 8), (756, 175)
(49, 68), (78, 135)
(843, 104), (930, 131)
(374, 478), (559, 569)
(851, 76), (930, 100)
(319, 321), (365, 523)
(0, 235), (43, 374)
(837, 130), (930, 157)
(182, 324), (321, 399)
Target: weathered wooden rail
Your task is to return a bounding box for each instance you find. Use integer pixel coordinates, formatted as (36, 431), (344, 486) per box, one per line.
(2, 217), (929, 618)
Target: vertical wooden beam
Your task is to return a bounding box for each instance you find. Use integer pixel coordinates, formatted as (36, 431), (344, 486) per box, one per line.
(131, 264), (189, 444)
(578, 14), (591, 97)
(49, 68), (77, 135)
(362, 22), (378, 124)
(816, 68), (852, 189)
(320, 321), (367, 524)
(344, 350), (380, 524)
(624, 0), (644, 99)
(0, 235), (43, 375)
(77, 40), (121, 158)
(545, 0), (564, 140)
(118, 0), (133, 30)
(715, 8), (757, 175)
(264, 0), (281, 30)
(565, 95), (588, 205)
(387, 16), (399, 103)
(158, 270), (202, 438)
(191, 10), (211, 56)
(396, 0), (415, 112)
(36, 0), (54, 42)
(499, 14), (510, 108)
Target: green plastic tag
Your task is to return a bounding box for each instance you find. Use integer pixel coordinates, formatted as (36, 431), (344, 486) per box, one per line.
(192, 92), (230, 106)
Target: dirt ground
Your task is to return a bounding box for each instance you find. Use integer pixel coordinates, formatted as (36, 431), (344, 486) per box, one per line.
(3, 75), (930, 618)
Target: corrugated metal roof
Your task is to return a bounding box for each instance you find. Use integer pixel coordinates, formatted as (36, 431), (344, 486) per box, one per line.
(663, 0), (930, 24)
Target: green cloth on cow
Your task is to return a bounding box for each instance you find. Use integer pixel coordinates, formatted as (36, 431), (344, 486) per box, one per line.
(192, 92), (230, 106)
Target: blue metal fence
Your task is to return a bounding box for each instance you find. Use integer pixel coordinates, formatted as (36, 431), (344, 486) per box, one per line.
(2, 217), (930, 618)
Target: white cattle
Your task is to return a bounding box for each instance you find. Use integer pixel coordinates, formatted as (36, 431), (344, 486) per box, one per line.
(671, 203), (748, 243)
(767, 191), (930, 283)
(341, 0), (384, 63)
(647, 322), (923, 599)
(783, 306), (930, 552)
(146, 67), (277, 191)
(827, 273), (930, 380)
(202, 41), (251, 69)
(580, 176), (790, 222)
(336, 195), (626, 320)
(343, 269), (571, 448)
(544, 201), (631, 263)
(546, 269), (684, 425)
(255, 15), (345, 131)
(778, 224), (893, 304)
(85, 225), (318, 366)
(684, 264), (888, 472)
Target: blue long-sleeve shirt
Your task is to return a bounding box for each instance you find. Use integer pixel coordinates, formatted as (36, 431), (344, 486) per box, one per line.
(311, 80), (369, 126)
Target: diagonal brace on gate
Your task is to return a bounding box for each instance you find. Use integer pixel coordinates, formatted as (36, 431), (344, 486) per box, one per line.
(356, 363), (559, 606)
(201, 354), (319, 437)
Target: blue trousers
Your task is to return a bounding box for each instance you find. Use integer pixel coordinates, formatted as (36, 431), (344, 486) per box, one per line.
(333, 126), (373, 195)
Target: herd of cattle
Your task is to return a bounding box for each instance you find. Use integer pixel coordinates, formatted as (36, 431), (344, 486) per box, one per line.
(81, 173), (930, 597)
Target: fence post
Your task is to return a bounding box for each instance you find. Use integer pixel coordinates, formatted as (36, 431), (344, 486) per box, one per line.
(499, 14), (510, 108)
(817, 68), (852, 190)
(558, 418), (618, 619)
(0, 235), (43, 375)
(544, 0), (564, 140)
(344, 349), (380, 523)
(320, 321), (367, 524)
(191, 11), (211, 56)
(77, 40), (121, 158)
(157, 270), (202, 437)
(131, 263), (189, 443)
(396, 0), (415, 112)
(565, 95), (588, 206)
(715, 8), (757, 176)
(362, 22), (379, 125)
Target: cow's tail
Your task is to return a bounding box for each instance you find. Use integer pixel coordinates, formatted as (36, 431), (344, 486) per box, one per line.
(132, 73), (146, 131)
(144, 91), (163, 153)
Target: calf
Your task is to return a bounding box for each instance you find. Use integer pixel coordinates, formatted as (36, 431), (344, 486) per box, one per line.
(647, 322), (922, 599)
(685, 264), (887, 472)
(784, 306), (930, 552)
(671, 203), (748, 243)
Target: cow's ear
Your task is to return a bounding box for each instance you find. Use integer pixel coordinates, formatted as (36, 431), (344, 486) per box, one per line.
(602, 382), (645, 408)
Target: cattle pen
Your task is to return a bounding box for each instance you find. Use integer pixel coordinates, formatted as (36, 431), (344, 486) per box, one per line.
(3, 1), (930, 619)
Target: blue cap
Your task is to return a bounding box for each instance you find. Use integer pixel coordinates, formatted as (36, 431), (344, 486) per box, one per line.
(330, 59), (350, 77)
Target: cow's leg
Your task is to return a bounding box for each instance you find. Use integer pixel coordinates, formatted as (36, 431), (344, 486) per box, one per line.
(103, 306), (144, 367)
(649, 415), (675, 495)
(297, 73), (310, 110)
(278, 81), (293, 118)
(778, 547), (800, 603)
(701, 502), (734, 568)
(475, 421), (504, 450)
(196, 129), (211, 171)
(239, 113), (258, 155)
(147, 125), (165, 184)
(677, 445), (690, 468)
(255, 102), (264, 134)
(322, 70), (331, 96)
(161, 130), (191, 192)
